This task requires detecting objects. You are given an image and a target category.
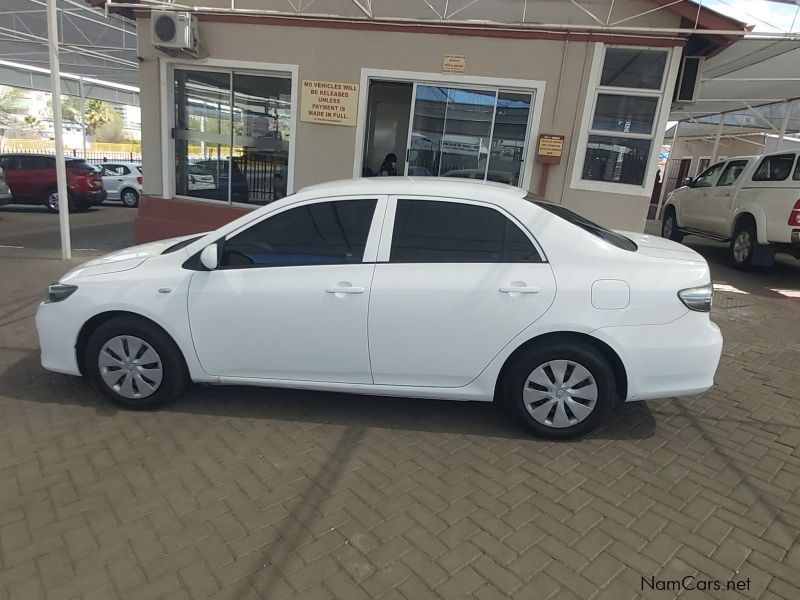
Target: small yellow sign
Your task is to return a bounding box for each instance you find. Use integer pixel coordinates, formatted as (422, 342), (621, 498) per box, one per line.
(538, 134), (565, 158)
(301, 80), (359, 127)
(442, 54), (466, 74)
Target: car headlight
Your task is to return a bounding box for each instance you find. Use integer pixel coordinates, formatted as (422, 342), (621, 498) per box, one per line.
(45, 283), (78, 303)
(678, 282), (713, 312)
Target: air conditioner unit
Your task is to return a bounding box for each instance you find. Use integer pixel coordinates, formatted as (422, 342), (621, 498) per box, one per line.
(674, 56), (704, 103)
(152, 11), (200, 57)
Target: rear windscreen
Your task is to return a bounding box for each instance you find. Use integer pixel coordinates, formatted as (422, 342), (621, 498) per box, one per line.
(528, 196), (638, 252)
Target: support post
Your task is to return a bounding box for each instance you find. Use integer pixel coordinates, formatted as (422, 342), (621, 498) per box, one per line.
(656, 120), (680, 220)
(776, 100), (793, 152)
(47, 0), (71, 260)
(79, 76), (86, 159)
(710, 114), (724, 164)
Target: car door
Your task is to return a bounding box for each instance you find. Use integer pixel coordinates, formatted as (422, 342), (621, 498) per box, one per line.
(679, 162), (725, 228)
(187, 195), (385, 383)
(701, 159), (749, 234)
(368, 196), (557, 388)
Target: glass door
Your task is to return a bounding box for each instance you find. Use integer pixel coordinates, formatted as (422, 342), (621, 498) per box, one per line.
(404, 84), (534, 186)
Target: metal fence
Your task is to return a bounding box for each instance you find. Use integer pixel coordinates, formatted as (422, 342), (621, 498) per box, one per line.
(0, 147), (141, 163)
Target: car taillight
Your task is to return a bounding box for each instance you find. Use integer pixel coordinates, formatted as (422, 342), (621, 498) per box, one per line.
(788, 200), (800, 226)
(137, 176), (143, 185)
(678, 282), (713, 313)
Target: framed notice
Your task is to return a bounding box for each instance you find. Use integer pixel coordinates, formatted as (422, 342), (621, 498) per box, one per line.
(301, 80), (359, 126)
(537, 134), (565, 165)
(442, 55), (466, 74)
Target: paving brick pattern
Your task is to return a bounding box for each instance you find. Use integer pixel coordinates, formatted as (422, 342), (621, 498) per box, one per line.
(1, 209), (799, 599)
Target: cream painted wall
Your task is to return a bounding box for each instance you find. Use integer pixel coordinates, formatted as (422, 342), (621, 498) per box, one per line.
(137, 6), (682, 230)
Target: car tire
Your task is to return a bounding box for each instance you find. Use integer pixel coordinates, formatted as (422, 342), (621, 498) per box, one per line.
(121, 188), (139, 208)
(730, 220), (757, 270)
(502, 342), (616, 439)
(661, 207), (684, 242)
(85, 316), (188, 410)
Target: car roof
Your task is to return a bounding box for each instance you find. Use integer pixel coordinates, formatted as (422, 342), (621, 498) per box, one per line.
(294, 177), (528, 203)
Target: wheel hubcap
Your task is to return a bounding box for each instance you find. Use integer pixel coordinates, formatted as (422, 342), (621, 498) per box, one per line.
(733, 231), (751, 262)
(523, 360), (598, 428)
(49, 193), (59, 209)
(98, 335), (163, 399)
(123, 192), (136, 205)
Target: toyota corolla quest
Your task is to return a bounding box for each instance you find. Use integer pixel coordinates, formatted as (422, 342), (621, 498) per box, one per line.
(36, 178), (723, 438)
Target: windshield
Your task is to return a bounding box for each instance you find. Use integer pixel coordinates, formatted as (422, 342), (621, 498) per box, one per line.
(527, 194), (638, 252)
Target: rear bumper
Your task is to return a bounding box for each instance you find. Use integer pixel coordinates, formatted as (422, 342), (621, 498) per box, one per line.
(77, 190), (107, 206)
(592, 311), (723, 402)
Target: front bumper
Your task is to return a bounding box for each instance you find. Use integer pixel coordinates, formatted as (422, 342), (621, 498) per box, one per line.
(592, 311), (723, 402)
(35, 301), (82, 376)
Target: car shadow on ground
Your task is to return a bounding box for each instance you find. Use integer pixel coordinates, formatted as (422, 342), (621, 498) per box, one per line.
(0, 350), (656, 442)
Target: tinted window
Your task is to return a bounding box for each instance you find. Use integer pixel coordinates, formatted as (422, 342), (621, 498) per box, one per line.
(600, 48), (668, 89)
(0, 156), (17, 170)
(716, 160), (749, 187)
(20, 155), (54, 170)
(693, 163), (725, 188)
(753, 154), (795, 181)
(530, 197), (638, 252)
(391, 200), (541, 263)
(221, 199), (376, 268)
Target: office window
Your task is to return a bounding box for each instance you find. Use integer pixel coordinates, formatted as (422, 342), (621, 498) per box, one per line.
(581, 47), (669, 187)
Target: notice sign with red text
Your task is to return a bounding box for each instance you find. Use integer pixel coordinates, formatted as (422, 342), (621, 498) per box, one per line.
(301, 80), (359, 126)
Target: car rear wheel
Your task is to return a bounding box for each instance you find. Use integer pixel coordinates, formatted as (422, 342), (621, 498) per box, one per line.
(661, 208), (684, 242)
(85, 317), (188, 409)
(730, 220), (756, 270)
(121, 188), (139, 208)
(502, 342), (615, 439)
(44, 189), (76, 213)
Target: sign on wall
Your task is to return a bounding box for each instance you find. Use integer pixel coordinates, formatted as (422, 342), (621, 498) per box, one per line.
(537, 134), (565, 163)
(300, 80), (359, 126)
(442, 55), (466, 74)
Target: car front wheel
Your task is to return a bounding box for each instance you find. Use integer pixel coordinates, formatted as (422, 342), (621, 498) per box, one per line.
(502, 342), (615, 439)
(85, 317), (188, 409)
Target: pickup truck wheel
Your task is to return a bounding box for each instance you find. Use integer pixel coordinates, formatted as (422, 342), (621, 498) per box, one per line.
(730, 221), (756, 270)
(661, 208), (684, 242)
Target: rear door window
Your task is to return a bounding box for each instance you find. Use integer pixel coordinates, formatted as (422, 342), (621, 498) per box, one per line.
(752, 154), (795, 181)
(390, 199), (542, 263)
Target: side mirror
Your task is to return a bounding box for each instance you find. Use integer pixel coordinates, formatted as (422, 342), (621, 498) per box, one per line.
(199, 244), (219, 270)
(682, 177), (694, 187)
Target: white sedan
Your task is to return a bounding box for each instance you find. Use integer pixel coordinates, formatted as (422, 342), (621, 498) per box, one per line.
(36, 178), (722, 438)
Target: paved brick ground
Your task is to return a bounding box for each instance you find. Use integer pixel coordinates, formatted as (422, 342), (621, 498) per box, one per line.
(1, 205), (799, 600)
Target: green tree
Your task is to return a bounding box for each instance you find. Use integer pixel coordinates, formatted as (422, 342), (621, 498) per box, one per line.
(47, 96), (80, 124)
(94, 109), (130, 143)
(0, 85), (25, 126)
(84, 99), (113, 136)
(23, 114), (39, 131)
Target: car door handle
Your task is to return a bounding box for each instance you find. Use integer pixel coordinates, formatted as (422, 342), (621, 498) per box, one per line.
(499, 285), (541, 294)
(326, 285), (365, 294)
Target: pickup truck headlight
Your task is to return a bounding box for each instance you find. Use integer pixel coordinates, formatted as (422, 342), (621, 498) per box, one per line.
(678, 282), (713, 312)
(45, 283), (78, 303)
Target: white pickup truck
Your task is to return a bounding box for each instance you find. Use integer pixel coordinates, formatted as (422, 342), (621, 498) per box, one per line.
(661, 149), (800, 269)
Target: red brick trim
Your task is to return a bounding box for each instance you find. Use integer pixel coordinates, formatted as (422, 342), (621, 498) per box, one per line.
(134, 195), (252, 243)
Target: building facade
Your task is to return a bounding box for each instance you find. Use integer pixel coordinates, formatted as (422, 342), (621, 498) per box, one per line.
(131, 0), (744, 241)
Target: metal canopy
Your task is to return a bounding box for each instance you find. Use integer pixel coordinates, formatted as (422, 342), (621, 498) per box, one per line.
(0, 0), (139, 96)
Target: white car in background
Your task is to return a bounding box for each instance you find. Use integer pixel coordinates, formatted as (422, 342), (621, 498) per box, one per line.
(95, 162), (143, 208)
(661, 149), (800, 269)
(36, 178), (722, 439)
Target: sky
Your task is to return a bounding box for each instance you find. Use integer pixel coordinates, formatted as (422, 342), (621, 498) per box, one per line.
(703, 0), (800, 32)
